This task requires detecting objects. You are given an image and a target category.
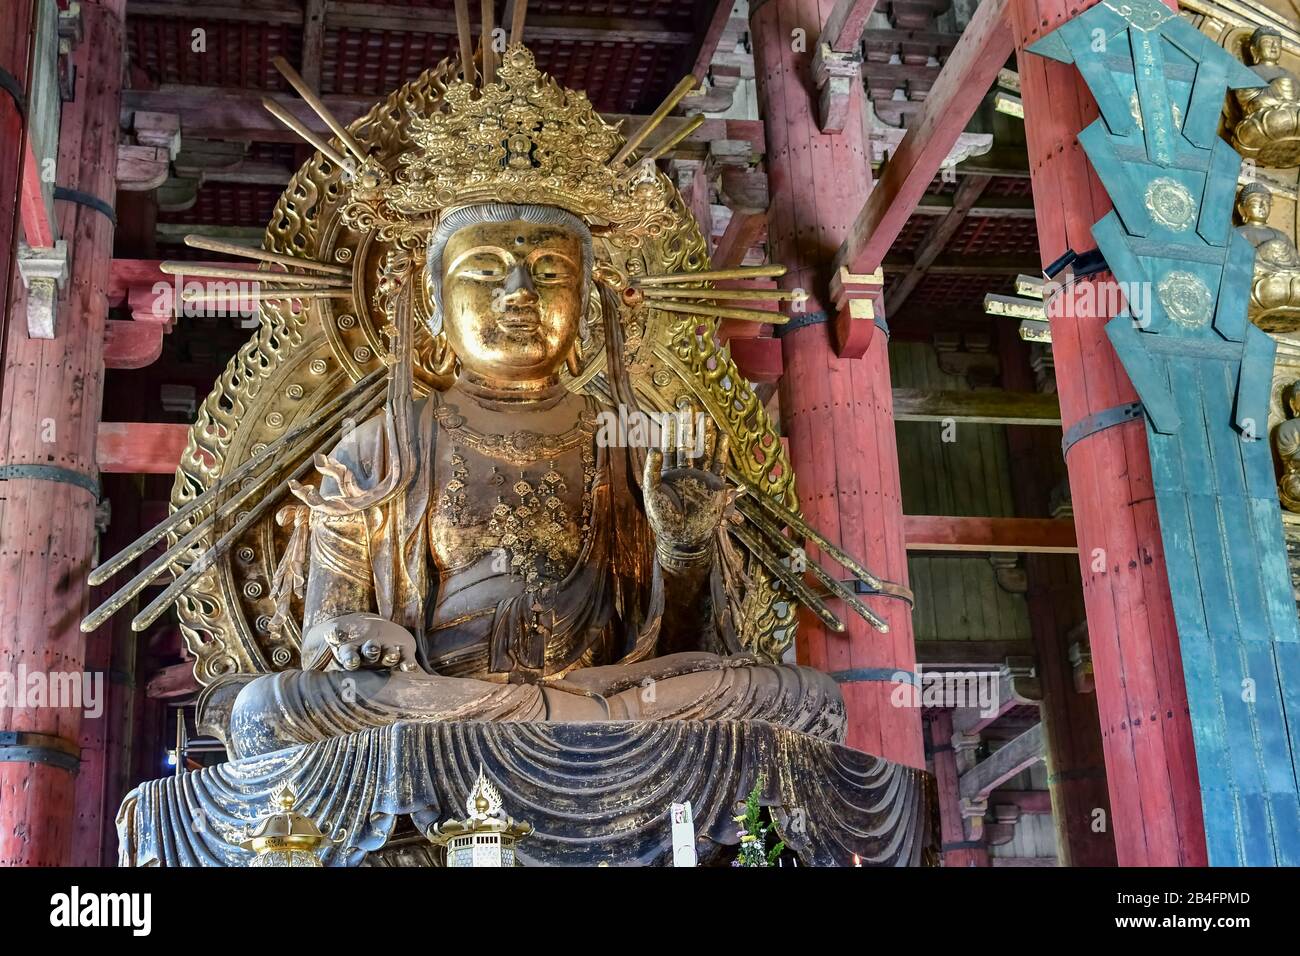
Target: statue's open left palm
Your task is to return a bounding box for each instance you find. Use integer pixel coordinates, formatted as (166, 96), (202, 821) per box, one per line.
(643, 417), (735, 557)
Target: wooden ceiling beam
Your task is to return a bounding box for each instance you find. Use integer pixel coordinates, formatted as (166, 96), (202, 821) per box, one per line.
(893, 387), (1060, 426)
(833, 0), (1013, 277)
(904, 516), (1077, 554)
(882, 253), (1040, 275)
(129, 1), (697, 44)
(822, 0), (879, 53)
(914, 192), (1035, 218)
(885, 173), (991, 315)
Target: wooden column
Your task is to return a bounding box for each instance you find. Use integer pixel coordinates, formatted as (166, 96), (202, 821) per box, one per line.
(751, 0), (923, 767)
(0, 0), (123, 867)
(1001, 327), (1116, 866)
(1013, 0), (1206, 865)
(928, 711), (989, 866)
(72, 474), (140, 867)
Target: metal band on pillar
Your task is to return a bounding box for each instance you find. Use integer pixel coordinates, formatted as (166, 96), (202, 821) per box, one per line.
(776, 308), (889, 339)
(54, 186), (117, 225)
(829, 668), (918, 684)
(0, 67), (26, 115)
(1060, 401), (1144, 458)
(0, 463), (100, 498)
(0, 732), (81, 774)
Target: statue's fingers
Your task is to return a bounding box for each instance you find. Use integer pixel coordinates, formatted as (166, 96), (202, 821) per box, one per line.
(380, 645), (402, 668)
(660, 413), (676, 461)
(360, 639), (382, 663)
(675, 413), (690, 469)
(644, 448), (664, 490)
(338, 646), (361, 671)
(711, 432), (730, 477)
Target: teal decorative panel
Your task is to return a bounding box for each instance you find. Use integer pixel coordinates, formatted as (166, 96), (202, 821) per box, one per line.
(1031, 0), (1300, 865)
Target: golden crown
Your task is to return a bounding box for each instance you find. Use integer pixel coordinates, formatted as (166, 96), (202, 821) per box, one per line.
(341, 45), (684, 247)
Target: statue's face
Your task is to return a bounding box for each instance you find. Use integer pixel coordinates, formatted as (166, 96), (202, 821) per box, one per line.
(1254, 32), (1281, 63)
(1240, 191), (1271, 223)
(438, 219), (584, 382)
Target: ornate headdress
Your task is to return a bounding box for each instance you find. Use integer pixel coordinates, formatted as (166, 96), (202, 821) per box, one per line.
(342, 46), (683, 248)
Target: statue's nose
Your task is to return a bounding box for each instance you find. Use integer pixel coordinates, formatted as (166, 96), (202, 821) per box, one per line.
(502, 263), (538, 305)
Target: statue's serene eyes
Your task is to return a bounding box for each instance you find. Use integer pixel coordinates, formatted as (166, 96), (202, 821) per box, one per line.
(530, 252), (574, 284)
(455, 251), (510, 281)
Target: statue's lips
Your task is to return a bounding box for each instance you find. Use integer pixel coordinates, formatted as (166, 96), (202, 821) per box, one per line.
(496, 309), (541, 334)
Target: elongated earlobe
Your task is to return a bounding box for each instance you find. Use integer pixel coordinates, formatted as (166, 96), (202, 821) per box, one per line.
(566, 343), (582, 376)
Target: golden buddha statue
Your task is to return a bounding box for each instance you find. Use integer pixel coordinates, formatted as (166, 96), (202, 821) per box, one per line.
(222, 201), (844, 758)
(1232, 26), (1300, 169)
(1236, 182), (1300, 330)
(100, 40), (921, 868)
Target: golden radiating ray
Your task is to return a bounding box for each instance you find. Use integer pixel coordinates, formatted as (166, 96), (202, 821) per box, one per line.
(83, 390), (388, 634)
(734, 474), (885, 592)
(646, 298), (789, 324)
(636, 113), (706, 165)
(634, 264), (788, 286)
(261, 96), (350, 168)
(736, 499), (889, 632)
(131, 458), (319, 633)
(454, 0), (477, 86)
(640, 287), (804, 302)
(509, 0), (528, 44)
(610, 74), (699, 166)
(161, 262), (351, 286)
(183, 234), (351, 277)
(728, 521), (846, 634)
(86, 371), (386, 589)
(270, 55), (367, 164)
(182, 289), (355, 303)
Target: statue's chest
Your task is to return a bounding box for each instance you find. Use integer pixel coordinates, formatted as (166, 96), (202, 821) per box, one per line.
(428, 403), (598, 588)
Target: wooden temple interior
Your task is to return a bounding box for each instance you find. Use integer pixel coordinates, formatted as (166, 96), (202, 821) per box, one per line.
(3, 0), (1300, 868)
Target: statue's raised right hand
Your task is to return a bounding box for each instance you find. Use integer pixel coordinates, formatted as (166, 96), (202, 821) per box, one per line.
(303, 613), (419, 672)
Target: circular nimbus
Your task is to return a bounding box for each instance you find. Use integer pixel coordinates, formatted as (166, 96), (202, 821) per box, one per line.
(1158, 270), (1213, 328)
(1145, 177), (1196, 231)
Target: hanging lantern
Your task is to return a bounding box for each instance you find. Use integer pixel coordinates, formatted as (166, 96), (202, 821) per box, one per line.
(426, 766), (532, 867)
(238, 784), (332, 867)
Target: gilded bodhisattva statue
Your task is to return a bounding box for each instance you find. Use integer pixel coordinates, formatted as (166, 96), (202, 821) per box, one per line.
(87, 46), (894, 762)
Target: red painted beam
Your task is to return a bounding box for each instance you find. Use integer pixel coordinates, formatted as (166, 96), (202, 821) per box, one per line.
(823, 0), (879, 53)
(834, 0), (1013, 276)
(96, 422), (189, 474)
(904, 515), (1078, 553)
(109, 258), (260, 302)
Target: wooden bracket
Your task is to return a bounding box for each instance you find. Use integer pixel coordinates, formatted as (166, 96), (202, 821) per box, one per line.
(830, 265), (884, 358)
(811, 42), (862, 133)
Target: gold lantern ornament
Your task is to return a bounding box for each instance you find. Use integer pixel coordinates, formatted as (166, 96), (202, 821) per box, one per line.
(238, 784), (335, 867)
(427, 767), (533, 867)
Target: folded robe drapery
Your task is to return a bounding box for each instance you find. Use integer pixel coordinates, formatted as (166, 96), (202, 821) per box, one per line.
(117, 718), (925, 867)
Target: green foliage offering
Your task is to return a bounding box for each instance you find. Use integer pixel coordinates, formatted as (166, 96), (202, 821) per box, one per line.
(732, 775), (785, 867)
